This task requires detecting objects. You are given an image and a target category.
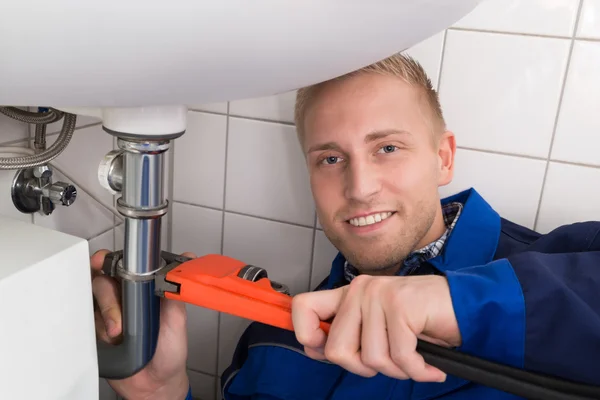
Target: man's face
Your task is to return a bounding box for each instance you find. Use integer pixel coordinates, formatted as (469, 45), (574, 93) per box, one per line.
(302, 73), (455, 275)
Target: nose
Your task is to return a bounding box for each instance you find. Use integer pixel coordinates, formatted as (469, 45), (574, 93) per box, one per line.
(344, 159), (381, 202)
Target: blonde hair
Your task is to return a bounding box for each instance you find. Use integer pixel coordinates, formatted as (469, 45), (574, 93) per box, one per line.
(294, 53), (445, 143)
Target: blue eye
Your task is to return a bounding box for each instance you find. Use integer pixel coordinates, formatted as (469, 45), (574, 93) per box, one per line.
(379, 145), (397, 154)
(322, 156), (340, 165)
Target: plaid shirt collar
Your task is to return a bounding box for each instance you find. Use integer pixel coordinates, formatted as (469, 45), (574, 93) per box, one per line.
(343, 202), (463, 282)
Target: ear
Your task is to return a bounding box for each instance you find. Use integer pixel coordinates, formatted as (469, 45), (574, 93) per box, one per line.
(437, 131), (456, 186)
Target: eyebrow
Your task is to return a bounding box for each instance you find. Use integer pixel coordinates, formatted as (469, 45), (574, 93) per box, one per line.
(307, 129), (412, 153)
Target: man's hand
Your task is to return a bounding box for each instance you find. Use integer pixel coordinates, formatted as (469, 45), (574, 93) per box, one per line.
(291, 275), (461, 383)
(91, 249), (195, 400)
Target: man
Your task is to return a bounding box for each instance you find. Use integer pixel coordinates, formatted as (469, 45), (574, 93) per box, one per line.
(91, 53), (600, 399)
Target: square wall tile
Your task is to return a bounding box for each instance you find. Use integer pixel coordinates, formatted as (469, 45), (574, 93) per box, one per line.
(439, 148), (546, 229)
(188, 370), (216, 400)
(173, 112), (227, 209)
(0, 110), (29, 144)
(186, 304), (219, 375)
(403, 30), (445, 90)
(34, 169), (114, 239)
(189, 102), (228, 114)
(453, 0), (580, 37)
(88, 229), (114, 254)
(577, 0), (600, 39)
(229, 91), (296, 123)
(222, 213), (314, 295)
(551, 41), (600, 166)
(48, 124), (115, 211)
(171, 202), (223, 257)
(536, 162), (600, 233)
(439, 30), (570, 158)
(226, 118), (314, 226)
(311, 230), (339, 290)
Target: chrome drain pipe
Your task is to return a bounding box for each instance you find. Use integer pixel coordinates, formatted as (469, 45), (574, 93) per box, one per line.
(96, 138), (170, 379)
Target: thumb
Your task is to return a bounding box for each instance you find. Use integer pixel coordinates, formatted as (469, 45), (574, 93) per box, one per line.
(291, 287), (347, 349)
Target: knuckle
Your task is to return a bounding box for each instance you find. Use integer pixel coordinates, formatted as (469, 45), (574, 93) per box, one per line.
(323, 345), (344, 364)
(291, 293), (307, 309)
(351, 274), (370, 287)
(390, 347), (411, 367)
(294, 330), (312, 347)
(361, 353), (385, 371)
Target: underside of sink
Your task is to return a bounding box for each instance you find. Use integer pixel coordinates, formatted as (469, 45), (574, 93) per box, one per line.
(0, 0), (482, 107)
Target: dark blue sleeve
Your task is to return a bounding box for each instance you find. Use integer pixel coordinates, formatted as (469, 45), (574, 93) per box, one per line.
(507, 247), (600, 386)
(445, 229), (600, 386)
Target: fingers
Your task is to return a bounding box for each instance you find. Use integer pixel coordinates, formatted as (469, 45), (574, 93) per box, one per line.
(323, 278), (377, 377)
(304, 346), (327, 361)
(386, 309), (446, 383)
(90, 249), (111, 273)
(360, 297), (409, 380)
(92, 275), (122, 340)
(292, 287), (345, 351)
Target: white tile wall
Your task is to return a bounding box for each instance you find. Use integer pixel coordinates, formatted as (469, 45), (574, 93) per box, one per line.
(578, 0), (600, 38)
(1, 2), (599, 399)
(453, 0), (580, 36)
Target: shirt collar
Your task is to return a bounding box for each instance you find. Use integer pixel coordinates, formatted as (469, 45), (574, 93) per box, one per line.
(343, 202), (463, 282)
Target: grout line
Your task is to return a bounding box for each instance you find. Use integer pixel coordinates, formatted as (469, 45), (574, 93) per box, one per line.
(191, 108), (295, 127)
(228, 114), (295, 126)
(533, 0), (584, 232)
(187, 367), (216, 378)
(221, 102), (231, 257)
(456, 145), (547, 161)
(173, 200), (315, 230)
(215, 101), (231, 379)
(307, 212), (318, 292)
(43, 121), (102, 137)
(436, 29), (449, 93)
(0, 136), (32, 147)
(447, 26), (596, 42)
(547, 158), (600, 169)
(92, 224), (116, 242)
(456, 145), (600, 169)
(189, 109), (227, 117)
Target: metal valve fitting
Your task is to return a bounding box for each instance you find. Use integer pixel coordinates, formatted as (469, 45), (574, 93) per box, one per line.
(11, 165), (77, 215)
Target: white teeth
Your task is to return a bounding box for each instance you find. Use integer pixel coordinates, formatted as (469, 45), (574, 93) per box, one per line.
(349, 212), (393, 227)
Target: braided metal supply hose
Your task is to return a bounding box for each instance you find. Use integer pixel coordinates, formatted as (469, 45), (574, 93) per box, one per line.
(0, 107), (77, 169)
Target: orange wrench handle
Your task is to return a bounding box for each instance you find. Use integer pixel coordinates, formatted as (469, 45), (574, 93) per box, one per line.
(162, 254), (330, 334)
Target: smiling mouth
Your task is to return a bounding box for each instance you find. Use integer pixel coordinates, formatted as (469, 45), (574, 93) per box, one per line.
(347, 211), (396, 227)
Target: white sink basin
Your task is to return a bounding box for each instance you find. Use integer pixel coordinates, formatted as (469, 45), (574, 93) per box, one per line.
(0, 1), (482, 107)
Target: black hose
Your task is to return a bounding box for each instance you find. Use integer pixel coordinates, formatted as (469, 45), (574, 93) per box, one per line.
(417, 340), (600, 399)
